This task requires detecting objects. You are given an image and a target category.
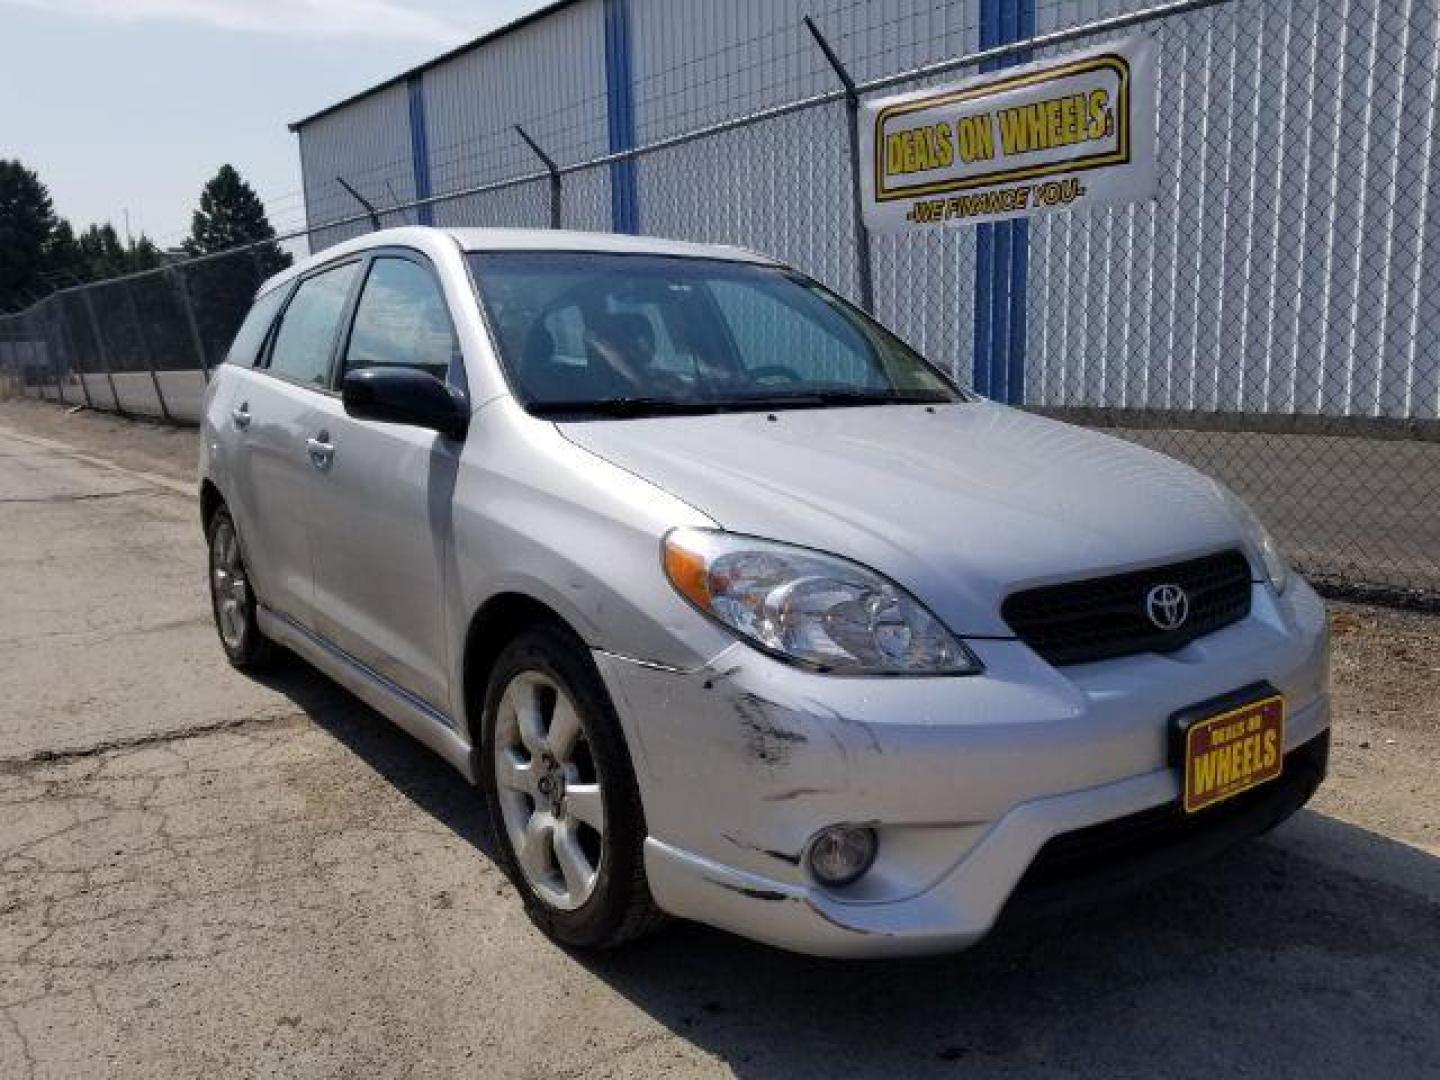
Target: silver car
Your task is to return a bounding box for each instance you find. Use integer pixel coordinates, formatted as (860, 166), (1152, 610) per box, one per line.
(200, 227), (1330, 957)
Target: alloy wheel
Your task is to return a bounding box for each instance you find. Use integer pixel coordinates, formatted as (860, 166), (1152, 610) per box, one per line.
(211, 518), (249, 652)
(492, 670), (606, 910)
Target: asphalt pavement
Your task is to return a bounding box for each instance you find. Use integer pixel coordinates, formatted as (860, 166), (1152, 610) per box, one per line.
(1, 420), (1437, 1079)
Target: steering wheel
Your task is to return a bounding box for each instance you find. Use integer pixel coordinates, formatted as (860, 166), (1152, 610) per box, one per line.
(746, 364), (804, 385)
(586, 333), (699, 399)
(585, 333), (646, 389)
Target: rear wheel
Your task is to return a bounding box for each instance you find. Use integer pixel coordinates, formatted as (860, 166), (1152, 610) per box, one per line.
(480, 625), (663, 949)
(207, 506), (276, 671)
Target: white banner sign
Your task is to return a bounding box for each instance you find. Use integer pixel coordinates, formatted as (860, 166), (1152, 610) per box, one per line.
(860, 36), (1158, 232)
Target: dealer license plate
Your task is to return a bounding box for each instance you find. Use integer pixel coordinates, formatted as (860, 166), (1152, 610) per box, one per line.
(1179, 694), (1286, 814)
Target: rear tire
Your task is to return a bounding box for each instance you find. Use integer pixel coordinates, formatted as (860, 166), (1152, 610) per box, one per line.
(479, 625), (664, 949)
(207, 506), (277, 672)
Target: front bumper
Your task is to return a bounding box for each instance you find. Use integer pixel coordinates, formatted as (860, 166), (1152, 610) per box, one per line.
(595, 579), (1331, 958)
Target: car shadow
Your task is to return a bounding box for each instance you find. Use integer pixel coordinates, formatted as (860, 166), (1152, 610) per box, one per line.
(257, 658), (1440, 1079)
(249, 655), (497, 857)
(580, 814), (1440, 1079)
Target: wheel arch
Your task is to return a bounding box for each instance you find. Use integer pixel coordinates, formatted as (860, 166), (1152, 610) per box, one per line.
(460, 592), (587, 749)
(199, 478), (225, 536)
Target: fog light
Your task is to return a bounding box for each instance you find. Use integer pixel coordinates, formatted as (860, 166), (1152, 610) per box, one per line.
(807, 825), (877, 887)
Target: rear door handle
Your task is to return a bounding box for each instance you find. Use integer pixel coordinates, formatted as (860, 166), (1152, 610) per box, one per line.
(306, 432), (335, 470)
(231, 403), (251, 429)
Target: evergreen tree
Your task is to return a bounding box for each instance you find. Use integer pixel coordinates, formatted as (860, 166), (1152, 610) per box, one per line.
(182, 165), (291, 363)
(0, 160), (59, 311)
(44, 220), (82, 286)
(184, 164), (291, 276)
(128, 235), (161, 273)
(55, 223), (162, 282)
(76, 223), (128, 279)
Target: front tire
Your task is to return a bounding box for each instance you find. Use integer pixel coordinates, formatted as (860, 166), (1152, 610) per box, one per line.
(480, 625), (663, 949)
(207, 506), (276, 672)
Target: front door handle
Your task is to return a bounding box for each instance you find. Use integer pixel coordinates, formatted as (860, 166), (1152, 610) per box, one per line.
(231, 403), (251, 429)
(306, 432), (335, 470)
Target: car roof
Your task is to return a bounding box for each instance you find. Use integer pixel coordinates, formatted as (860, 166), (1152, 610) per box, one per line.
(258, 226), (779, 298)
(448, 227), (776, 263)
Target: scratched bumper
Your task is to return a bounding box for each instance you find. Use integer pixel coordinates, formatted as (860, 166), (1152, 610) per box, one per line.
(593, 579), (1330, 958)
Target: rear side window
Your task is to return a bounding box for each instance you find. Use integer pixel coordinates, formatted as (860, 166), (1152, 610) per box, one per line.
(342, 257), (459, 384)
(224, 287), (286, 367)
(267, 262), (360, 388)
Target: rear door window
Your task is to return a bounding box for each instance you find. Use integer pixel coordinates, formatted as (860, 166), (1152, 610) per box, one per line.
(225, 286), (287, 367)
(266, 261), (360, 389)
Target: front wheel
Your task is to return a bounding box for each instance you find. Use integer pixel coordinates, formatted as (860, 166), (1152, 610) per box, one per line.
(480, 626), (663, 949)
(207, 506), (276, 672)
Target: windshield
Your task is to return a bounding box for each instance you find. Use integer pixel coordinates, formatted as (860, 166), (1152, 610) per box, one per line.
(468, 252), (963, 417)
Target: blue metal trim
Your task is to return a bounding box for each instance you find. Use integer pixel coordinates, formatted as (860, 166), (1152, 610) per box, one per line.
(972, 0), (1033, 404)
(973, 223), (994, 395)
(603, 0), (639, 233)
(1005, 221), (1029, 404)
(1015, 0), (1035, 60)
(972, 0), (1001, 394)
(992, 218), (1014, 402)
(1005, 0), (1034, 405)
(407, 74), (434, 226)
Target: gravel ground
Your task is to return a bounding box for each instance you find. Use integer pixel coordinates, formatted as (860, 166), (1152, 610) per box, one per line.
(0, 398), (1436, 1079)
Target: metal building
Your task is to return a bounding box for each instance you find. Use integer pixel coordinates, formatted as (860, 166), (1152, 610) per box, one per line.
(289, 0), (1440, 421)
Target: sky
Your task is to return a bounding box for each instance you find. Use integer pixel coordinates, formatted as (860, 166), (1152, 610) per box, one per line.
(0, 0), (551, 249)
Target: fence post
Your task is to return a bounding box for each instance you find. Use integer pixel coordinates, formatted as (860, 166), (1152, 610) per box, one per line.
(336, 176), (383, 231)
(45, 305), (66, 407)
(122, 281), (173, 422)
(80, 288), (127, 418)
(804, 15), (875, 313)
(0, 319), (12, 399)
(171, 267), (212, 382)
(36, 307), (60, 405)
(59, 297), (93, 409)
(5, 316), (25, 400)
(29, 331), (42, 401)
(515, 124), (563, 230)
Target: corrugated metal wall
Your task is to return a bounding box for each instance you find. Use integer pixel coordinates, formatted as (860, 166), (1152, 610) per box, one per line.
(292, 0), (1439, 418)
(1026, 0), (1440, 419)
(297, 82), (415, 250)
(627, 0), (983, 141)
(422, 0), (610, 230)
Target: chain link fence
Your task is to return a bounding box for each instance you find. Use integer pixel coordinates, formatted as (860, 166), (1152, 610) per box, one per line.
(1, 0), (1436, 600)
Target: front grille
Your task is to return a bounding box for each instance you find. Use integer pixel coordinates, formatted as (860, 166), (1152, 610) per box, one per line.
(1001, 550), (1253, 666)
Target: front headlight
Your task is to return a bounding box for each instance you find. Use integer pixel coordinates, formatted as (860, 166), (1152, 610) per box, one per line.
(1216, 483), (1290, 593)
(662, 528), (981, 675)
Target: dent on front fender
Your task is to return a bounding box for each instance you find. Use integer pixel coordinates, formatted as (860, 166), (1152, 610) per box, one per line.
(591, 644), (998, 901)
(594, 647), (867, 869)
(596, 638), (1076, 832)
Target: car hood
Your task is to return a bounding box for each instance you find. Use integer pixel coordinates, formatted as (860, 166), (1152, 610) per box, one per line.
(557, 402), (1252, 636)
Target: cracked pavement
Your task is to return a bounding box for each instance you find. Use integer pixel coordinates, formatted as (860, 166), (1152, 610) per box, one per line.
(1, 407), (1438, 1078)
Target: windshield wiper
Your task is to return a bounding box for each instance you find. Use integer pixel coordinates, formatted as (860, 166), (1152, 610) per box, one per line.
(733, 388), (956, 409)
(528, 397), (730, 418)
(529, 388), (956, 419)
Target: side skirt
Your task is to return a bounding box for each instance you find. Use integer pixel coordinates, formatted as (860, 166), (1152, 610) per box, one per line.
(257, 605), (477, 783)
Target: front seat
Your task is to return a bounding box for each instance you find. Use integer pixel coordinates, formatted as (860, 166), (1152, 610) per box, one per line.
(515, 323), (582, 402)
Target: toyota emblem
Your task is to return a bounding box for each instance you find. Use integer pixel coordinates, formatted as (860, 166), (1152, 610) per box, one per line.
(1145, 583), (1189, 631)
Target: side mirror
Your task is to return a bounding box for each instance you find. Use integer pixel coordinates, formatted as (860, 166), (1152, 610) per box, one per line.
(341, 367), (469, 440)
